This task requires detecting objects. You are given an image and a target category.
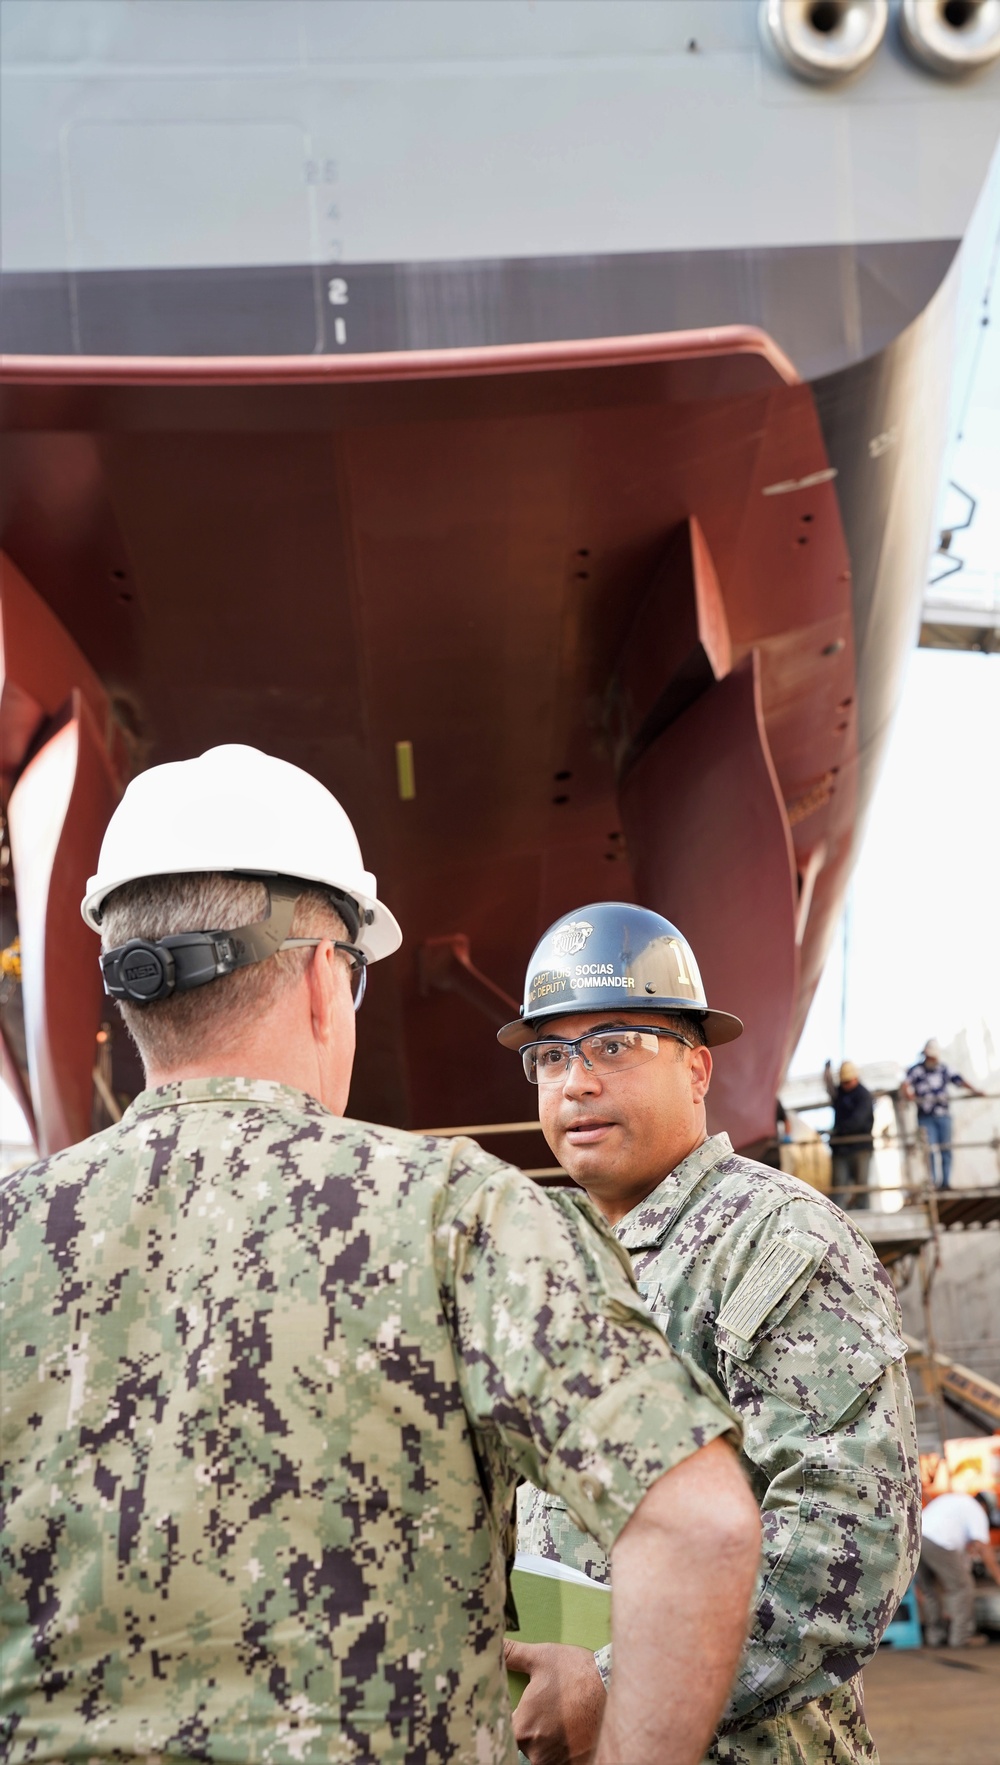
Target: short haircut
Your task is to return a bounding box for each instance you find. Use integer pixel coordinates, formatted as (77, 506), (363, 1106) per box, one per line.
(657, 1009), (709, 1050)
(101, 872), (347, 1072)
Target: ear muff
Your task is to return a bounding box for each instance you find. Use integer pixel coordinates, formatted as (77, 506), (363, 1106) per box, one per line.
(99, 878), (299, 1004)
(103, 939), (177, 1002)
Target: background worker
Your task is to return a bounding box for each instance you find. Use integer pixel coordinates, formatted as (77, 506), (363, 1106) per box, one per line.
(500, 902), (920, 1765)
(917, 1491), (1000, 1648)
(823, 1059), (875, 1210)
(903, 1038), (983, 1190)
(0, 749), (760, 1765)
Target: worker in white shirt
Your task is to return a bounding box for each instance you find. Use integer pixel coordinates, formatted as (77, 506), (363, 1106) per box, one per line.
(917, 1490), (1000, 1647)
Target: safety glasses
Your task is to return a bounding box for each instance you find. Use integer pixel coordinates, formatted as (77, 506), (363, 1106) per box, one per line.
(521, 1024), (692, 1085)
(280, 938), (368, 1010)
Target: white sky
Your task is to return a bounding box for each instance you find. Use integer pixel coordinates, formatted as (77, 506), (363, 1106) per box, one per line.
(789, 645), (1000, 1082)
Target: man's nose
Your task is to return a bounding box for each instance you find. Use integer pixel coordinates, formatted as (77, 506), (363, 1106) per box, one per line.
(562, 1052), (602, 1098)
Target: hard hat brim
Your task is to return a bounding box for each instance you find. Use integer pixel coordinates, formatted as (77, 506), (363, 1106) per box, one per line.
(497, 1002), (744, 1050)
(81, 867), (402, 964)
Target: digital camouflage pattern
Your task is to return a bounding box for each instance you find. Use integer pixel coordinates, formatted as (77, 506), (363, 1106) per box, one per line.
(708, 1678), (877, 1765)
(0, 1079), (739, 1765)
(518, 1132), (920, 1765)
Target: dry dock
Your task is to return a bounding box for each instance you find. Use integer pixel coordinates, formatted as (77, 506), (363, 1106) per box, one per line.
(865, 1643), (1000, 1764)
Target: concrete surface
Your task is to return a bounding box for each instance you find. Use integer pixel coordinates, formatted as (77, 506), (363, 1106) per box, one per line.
(865, 1643), (1000, 1764)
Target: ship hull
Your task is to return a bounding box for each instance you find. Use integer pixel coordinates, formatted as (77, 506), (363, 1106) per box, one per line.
(0, 266), (955, 1155)
(2, 0), (990, 1156)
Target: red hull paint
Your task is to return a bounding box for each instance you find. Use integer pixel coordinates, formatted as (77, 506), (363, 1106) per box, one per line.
(0, 326), (857, 1157)
(621, 655), (800, 1152)
(0, 327), (798, 387)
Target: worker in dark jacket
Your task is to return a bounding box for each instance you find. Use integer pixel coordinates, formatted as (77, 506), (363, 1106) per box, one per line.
(823, 1060), (875, 1210)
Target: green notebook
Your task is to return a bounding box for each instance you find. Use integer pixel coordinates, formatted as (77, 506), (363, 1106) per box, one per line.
(505, 1552), (611, 1709)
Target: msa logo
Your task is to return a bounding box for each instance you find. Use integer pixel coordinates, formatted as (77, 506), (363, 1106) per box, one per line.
(552, 920), (593, 958)
(124, 960), (158, 982)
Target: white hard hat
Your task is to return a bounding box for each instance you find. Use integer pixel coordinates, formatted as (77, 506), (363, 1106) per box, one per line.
(81, 745), (401, 963)
(923, 1038), (942, 1060)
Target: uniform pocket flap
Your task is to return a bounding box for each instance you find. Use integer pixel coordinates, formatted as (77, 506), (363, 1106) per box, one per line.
(720, 1280), (908, 1431)
(716, 1230), (827, 1354)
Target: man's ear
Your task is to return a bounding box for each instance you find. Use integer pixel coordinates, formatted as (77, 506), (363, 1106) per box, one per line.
(306, 939), (339, 1046)
(690, 1044), (713, 1104)
(304, 938), (357, 1116)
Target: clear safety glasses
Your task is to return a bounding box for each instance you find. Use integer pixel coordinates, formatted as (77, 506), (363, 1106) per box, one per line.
(521, 1025), (692, 1085)
(280, 938), (369, 1010)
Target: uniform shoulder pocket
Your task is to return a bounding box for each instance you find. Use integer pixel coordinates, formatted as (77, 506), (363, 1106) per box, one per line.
(716, 1230), (907, 1431)
(716, 1229), (826, 1352)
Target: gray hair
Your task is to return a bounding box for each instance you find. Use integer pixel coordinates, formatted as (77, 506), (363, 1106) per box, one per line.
(101, 872), (347, 1072)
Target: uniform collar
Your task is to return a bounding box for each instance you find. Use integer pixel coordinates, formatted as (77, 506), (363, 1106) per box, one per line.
(615, 1132), (733, 1251)
(122, 1076), (333, 1123)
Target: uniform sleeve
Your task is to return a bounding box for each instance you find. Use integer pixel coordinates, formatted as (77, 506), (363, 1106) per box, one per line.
(712, 1199), (921, 1729)
(435, 1146), (740, 1555)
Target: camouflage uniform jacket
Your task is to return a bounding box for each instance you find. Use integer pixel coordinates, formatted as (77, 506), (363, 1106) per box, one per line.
(519, 1133), (921, 1765)
(0, 1079), (739, 1765)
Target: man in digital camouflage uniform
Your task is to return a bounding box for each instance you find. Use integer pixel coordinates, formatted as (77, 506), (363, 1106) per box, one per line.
(501, 902), (920, 1765)
(0, 750), (761, 1765)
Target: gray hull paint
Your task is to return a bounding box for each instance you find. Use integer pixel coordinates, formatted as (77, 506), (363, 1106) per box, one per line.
(0, 237), (959, 380)
(812, 271), (958, 847)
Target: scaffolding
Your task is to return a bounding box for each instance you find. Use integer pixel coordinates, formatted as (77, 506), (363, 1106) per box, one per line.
(919, 566), (1000, 655)
(777, 1089), (1000, 1447)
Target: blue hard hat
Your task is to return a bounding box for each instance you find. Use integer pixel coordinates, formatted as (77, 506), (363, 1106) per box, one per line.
(498, 901), (743, 1050)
